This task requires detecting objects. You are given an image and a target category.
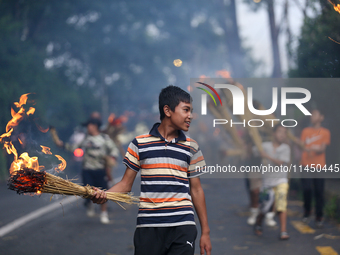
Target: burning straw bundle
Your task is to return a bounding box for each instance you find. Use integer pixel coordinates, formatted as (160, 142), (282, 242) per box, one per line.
(8, 168), (139, 205)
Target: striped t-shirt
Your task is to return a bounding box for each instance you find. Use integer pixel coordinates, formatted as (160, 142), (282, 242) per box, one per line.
(123, 123), (206, 228)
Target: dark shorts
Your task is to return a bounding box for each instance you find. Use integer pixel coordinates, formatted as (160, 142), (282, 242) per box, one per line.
(82, 169), (107, 190)
(134, 225), (197, 255)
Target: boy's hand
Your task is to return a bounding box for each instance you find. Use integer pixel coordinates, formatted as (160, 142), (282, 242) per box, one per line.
(260, 151), (269, 159)
(91, 187), (108, 204)
(200, 233), (212, 255)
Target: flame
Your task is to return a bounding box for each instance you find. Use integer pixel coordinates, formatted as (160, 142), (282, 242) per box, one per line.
(13, 93), (30, 108)
(27, 107), (35, 116)
(108, 113), (116, 124)
(1, 94), (70, 195)
(328, 0), (340, 14)
(199, 75), (208, 81)
(55, 155), (67, 172)
(41, 145), (52, 155)
(0, 93), (34, 163)
(36, 124), (49, 133)
(216, 70), (231, 79)
(108, 113), (129, 126)
(1, 93), (67, 179)
(10, 152), (44, 175)
(11, 108), (16, 118)
(328, 36), (340, 45)
(335, 4), (340, 13)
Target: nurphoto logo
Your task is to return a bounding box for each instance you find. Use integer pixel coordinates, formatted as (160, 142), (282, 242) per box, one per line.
(196, 82), (312, 128)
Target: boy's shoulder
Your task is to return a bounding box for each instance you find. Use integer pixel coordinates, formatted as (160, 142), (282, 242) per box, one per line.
(132, 133), (155, 145)
(181, 135), (199, 147)
(132, 132), (200, 151)
(135, 133), (153, 139)
(320, 127), (330, 134)
(302, 126), (330, 134)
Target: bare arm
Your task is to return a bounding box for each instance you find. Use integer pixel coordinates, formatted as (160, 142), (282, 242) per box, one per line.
(92, 167), (137, 203)
(306, 143), (327, 154)
(190, 177), (212, 255)
(107, 167), (137, 192)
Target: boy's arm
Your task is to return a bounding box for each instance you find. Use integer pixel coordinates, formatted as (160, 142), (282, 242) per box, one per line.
(92, 167), (137, 204)
(189, 177), (212, 255)
(307, 143), (327, 153)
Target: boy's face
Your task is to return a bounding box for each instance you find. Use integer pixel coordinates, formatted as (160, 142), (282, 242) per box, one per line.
(310, 109), (324, 125)
(274, 126), (287, 144)
(168, 101), (192, 132)
(87, 123), (99, 135)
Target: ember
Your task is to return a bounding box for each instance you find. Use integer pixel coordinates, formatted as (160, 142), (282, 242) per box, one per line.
(8, 168), (46, 194)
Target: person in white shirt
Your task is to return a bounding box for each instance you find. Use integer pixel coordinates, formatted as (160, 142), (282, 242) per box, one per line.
(253, 125), (290, 240)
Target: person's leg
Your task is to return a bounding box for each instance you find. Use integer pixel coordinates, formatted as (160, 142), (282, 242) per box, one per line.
(278, 211), (287, 232)
(301, 178), (313, 218)
(254, 213), (265, 236)
(278, 211), (289, 240)
(248, 178), (261, 225)
(248, 187), (260, 225)
(134, 227), (167, 255)
(314, 178), (325, 225)
(82, 170), (95, 216)
(250, 188), (260, 208)
(94, 169), (109, 224)
(255, 187), (275, 236)
(274, 182), (289, 240)
(265, 201), (277, 227)
(101, 203), (107, 212)
(167, 225), (197, 255)
(245, 178), (250, 195)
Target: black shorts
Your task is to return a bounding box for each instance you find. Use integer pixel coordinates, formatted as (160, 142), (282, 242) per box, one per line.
(134, 225), (197, 255)
(82, 169), (107, 190)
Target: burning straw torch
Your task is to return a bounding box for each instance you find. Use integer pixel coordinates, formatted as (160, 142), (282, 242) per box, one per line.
(1, 94), (139, 206)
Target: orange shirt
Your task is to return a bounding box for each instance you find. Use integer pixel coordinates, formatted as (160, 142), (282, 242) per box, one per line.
(300, 127), (330, 166)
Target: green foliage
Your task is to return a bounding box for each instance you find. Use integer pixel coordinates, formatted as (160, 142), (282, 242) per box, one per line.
(0, 0), (100, 141)
(0, 0), (257, 140)
(324, 196), (340, 221)
(289, 7), (340, 78)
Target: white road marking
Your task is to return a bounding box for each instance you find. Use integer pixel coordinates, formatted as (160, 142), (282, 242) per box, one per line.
(0, 175), (123, 237)
(0, 196), (77, 237)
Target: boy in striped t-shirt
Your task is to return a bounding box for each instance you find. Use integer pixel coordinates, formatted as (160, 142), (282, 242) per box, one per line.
(92, 85), (211, 255)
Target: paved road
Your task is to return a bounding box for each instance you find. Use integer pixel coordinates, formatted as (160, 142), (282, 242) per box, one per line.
(1, 176), (340, 255)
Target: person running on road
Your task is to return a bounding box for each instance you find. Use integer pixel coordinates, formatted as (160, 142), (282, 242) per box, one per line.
(56, 117), (119, 224)
(253, 124), (291, 240)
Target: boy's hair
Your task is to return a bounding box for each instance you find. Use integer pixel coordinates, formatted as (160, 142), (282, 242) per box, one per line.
(311, 107), (325, 117)
(273, 123), (286, 133)
(159, 85), (192, 120)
